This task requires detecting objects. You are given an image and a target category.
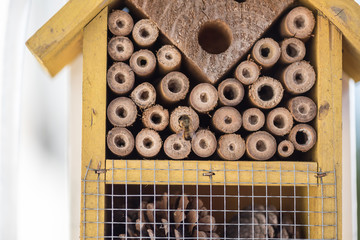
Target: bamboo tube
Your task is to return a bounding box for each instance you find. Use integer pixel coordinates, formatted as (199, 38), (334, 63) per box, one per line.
(251, 38), (281, 68)
(217, 78), (244, 106)
(217, 134), (245, 160)
(107, 97), (137, 127)
(170, 106), (199, 133)
(246, 131), (277, 160)
(266, 107), (293, 136)
(242, 108), (265, 132)
(287, 96), (317, 123)
(191, 129), (217, 158)
(129, 49), (157, 78)
(212, 107), (242, 133)
(248, 76), (284, 109)
(107, 127), (134, 157)
(108, 36), (134, 61)
(278, 140), (295, 158)
(288, 124), (316, 152)
(132, 19), (159, 48)
(234, 60), (260, 85)
(107, 62), (135, 95)
(164, 134), (191, 160)
(108, 10), (134, 36)
(135, 128), (162, 158)
(158, 71), (190, 103)
(157, 45), (182, 75)
(130, 82), (156, 109)
(142, 105), (169, 131)
(279, 38), (306, 64)
(189, 83), (218, 113)
(280, 61), (316, 94)
(280, 6), (315, 41)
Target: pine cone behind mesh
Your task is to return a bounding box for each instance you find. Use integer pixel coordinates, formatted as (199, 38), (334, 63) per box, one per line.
(226, 204), (299, 239)
(119, 193), (219, 239)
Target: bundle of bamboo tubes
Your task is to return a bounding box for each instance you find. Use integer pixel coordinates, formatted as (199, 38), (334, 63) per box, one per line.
(106, 6), (317, 162)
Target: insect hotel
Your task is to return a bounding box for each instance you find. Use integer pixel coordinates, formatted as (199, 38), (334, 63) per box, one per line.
(26, 0), (360, 239)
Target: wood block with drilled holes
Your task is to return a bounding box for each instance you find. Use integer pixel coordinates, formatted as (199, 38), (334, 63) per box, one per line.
(126, 0), (294, 84)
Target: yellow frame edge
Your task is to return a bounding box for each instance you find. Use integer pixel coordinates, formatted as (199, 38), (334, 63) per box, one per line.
(80, 7), (108, 239)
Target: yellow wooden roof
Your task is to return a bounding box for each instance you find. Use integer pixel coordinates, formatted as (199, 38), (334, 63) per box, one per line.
(26, 0), (360, 82)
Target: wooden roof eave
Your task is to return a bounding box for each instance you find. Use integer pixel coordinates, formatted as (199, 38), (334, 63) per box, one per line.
(26, 0), (360, 82)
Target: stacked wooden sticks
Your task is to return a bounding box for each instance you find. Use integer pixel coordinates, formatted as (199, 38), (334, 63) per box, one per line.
(106, 6), (317, 161)
(118, 193), (219, 239)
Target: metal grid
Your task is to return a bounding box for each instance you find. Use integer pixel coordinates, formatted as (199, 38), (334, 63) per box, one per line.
(81, 159), (338, 239)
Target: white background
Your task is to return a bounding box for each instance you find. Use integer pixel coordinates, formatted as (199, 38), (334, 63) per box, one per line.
(0, 0), (359, 239)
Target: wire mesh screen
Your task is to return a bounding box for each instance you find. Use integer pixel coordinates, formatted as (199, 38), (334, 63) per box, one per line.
(81, 159), (337, 239)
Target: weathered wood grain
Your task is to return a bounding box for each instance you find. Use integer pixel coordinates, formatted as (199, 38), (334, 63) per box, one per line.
(126, 0), (293, 84)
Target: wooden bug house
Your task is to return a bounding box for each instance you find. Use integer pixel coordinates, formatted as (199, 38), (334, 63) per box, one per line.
(26, 0), (360, 239)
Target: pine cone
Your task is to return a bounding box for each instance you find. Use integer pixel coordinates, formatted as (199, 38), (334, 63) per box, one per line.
(119, 193), (219, 239)
(226, 204), (300, 239)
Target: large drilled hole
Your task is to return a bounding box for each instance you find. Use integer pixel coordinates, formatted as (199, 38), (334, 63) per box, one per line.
(223, 86), (237, 100)
(294, 16), (305, 29)
(115, 73), (125, 84)
(296, 131), (308, 145)
(257, 85), (274, 101)
(114, 136), (126, 148)
(242, 68), (251, 78)
(294, 72), (304, 84)
(273, 115), (285, 129)
(168, 79), (182, 93)
(139, 90), (149, 101)
(116, 20), (124, 28)
(140, 28), (150, 38)
(143, 138), (153, 149)
(137, 57), (148, 67)
(249, 115), (258, 125)
(173, 143), (181, 151)
(286, 43), (299, 58)
(116, 44), (124, 52)
(198, 20), (232, 54)
(116, 107), (127, 118)
(256, 140), (266, 152)
(150, 113), (162, 124)
(260, 47), (270, 58)
(200, 93), (208, 103)
(224, 116), (232, 124)
(199, 139), (208, 149)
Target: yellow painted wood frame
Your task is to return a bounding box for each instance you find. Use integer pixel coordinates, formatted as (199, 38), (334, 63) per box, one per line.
(81, 7), (108, 239)
(80, 7), (342, 240)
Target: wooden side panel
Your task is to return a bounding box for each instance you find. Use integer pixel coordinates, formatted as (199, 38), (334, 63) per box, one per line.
(309, 13), (342, 239)
(26, 0), (117, 77)
(80, 7), (108, 240)
(302, 0), (360, 82)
